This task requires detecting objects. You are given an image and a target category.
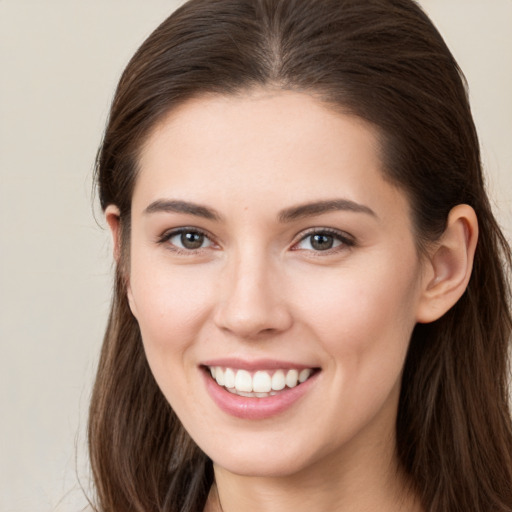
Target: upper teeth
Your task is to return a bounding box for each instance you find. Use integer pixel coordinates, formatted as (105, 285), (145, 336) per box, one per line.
(209, 367), (313, 393)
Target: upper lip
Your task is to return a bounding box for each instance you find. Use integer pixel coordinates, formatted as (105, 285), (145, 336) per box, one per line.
(200, 358), (319, 371)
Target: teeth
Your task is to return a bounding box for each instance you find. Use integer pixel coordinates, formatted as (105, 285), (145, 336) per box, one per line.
(271, 370), (286, 391)
(299, 369), (312, 383)
(253, 371), (272, 393)
(215, 368), (225, 386)
(224, 368), (235, 388)
(286, 369), (299, 388)
(235, 369), (253, 392)
(209, 366), (315, 396)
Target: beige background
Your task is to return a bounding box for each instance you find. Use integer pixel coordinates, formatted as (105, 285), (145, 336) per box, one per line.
(0, 1), (510, 511)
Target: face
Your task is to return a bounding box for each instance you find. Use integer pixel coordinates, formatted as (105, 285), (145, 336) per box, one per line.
(125, 89), (428, 479)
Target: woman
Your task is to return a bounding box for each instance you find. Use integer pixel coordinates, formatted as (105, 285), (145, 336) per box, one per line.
(89, 0), (512, 510)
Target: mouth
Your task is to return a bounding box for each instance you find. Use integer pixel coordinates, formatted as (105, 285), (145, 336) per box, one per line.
(204, 365), (319, 398)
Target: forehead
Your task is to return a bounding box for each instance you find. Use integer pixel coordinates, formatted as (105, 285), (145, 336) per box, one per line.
(133, 89), (409, 225)
(141, 89), (381, 162)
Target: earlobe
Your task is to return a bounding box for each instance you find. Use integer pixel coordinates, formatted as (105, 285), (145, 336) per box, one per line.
(416, 204), (478, 324)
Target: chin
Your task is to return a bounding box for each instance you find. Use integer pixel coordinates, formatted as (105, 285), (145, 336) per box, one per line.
(204, 437), (329, 479)
(213, 455), (309, 479)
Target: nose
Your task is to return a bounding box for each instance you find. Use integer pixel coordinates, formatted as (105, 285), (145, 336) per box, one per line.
(213, 249), (293, 339)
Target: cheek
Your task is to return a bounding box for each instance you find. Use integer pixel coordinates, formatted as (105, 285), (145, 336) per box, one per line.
(290, 251), (421, 378)
(127, 261), (218, 415)
(294, 260), (420, 438)
(128, 254), (216, 355)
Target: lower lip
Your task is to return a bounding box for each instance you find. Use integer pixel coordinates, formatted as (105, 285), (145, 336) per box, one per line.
(202, 369), (319, 420)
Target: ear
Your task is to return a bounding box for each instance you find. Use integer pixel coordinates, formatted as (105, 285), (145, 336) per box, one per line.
(105, 205), (138, 318)
(416, 204), (478, 323)
(105, 204), (122, 262)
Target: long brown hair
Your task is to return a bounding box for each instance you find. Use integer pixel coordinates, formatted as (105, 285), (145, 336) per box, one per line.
(89, 1), (512, 510)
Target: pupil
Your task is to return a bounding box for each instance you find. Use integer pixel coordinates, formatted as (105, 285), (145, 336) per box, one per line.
(311, 234), (333, 250)
(181, 232), (204, 249)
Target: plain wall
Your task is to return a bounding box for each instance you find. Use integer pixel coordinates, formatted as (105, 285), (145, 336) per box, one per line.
(0, 1), (510, 511)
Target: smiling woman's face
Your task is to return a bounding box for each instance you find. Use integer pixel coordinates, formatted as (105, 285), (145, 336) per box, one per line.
(121, 89), (428, 479)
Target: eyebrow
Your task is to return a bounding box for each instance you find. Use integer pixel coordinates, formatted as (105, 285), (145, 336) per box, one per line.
(143, 198), (376, 223)
(278, 199), (376, 222)
(144, 199), (222, 221)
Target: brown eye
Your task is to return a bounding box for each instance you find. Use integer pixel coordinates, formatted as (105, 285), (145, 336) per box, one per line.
(163, 229), (213, 251)
(310, 234), (334, 250)
(180, 231), (205, 249)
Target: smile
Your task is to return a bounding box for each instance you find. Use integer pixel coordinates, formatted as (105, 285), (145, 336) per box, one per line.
(201, 362), (321, 420)
(207, 366), (315, 397)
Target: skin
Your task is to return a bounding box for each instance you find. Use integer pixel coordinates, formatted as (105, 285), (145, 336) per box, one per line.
(107, 89), (478, 512)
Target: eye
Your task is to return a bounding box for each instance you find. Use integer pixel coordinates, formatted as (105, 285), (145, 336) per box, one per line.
(293, 229), (354, 252)
(159, 228), (214, 251)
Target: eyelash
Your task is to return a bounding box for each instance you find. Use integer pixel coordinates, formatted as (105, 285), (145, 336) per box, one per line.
(157, 227), (355, 255)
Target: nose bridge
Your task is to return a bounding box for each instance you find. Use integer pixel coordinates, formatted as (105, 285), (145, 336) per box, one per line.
(214, 241), (292, 338)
